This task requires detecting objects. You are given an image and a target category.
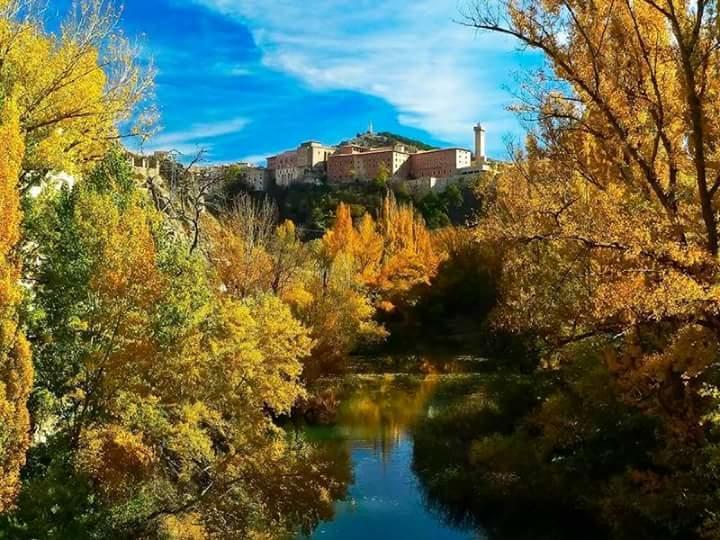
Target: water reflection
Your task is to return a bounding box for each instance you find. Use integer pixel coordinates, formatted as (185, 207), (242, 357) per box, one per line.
(298, 374), (486, 540)
(335, 375), (440, 457)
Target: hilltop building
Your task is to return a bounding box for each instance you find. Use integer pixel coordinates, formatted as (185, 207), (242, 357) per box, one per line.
(325, 124), (490, 186)
(126, 123), (495, 196)
(326, 144), (413, 183)
(244, 167), (271, 191)
(267, 141), (336, 186)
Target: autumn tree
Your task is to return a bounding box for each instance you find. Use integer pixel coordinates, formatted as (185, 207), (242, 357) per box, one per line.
(205, 199), (387, 372)
(463, 0), (720, 534)
(0, 0), (153, 186)
(14, 151), (338, 538)
(323, 197), (441, 306)
(204, 194), (277, 297)
(0, 96), (32, 511)
(290, 246), (387, 375)
(375, 193), (442, 308)
(0, 0), (150, 514)
(322, 202), (355, 260)
(268, 220), (309, 295)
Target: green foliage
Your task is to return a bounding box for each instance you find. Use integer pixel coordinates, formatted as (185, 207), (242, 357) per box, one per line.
(0, 439), (108, 540)
(8, 150), (345, 539)
(377, 132), (437, 151)
(378, 230), (537, 363)
(372, 162), (391, 189)
(338, 131), (437, 152)
(414, 183), (474, 229)
(268, 182), (403, 233)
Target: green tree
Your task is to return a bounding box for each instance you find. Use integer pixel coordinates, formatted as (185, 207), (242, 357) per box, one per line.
(14, 151), (332, 539)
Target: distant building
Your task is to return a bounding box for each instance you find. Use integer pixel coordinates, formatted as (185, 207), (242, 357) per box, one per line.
(473, 123), (492, 171)
(409, 148), (472, 179)
(126, 151), (168, 179)
(127, 123), (495, 194)
(326, 125), (482, 184)
(327, 145), (412, 183)
(245, 167), (270, 191)
(267, 141), (336, 187)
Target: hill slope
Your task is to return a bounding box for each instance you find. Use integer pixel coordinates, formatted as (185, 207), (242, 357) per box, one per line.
(338, 131), (438, 152)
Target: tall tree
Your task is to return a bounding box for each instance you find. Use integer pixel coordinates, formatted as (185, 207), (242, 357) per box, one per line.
(466, 0), (720, 423)
(0, 0), (153, 186)
(19, 151), (329, 538)
(0, 95), (32, 511)
(0, 0), (150, 511)
(464, 0), (720, 534)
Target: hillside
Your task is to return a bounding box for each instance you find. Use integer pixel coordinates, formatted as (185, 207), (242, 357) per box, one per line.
(338, 131), (438, 152)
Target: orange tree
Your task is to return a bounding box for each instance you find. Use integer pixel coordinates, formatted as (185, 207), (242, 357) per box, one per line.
(463, 0), (720, 535)
(0, 96), (32, 512)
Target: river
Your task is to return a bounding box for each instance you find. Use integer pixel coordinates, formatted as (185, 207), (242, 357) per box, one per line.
(295, 371), (490, 540)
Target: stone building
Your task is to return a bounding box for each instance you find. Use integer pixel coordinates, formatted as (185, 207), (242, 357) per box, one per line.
(327, 146), (412, 183)
(325, 125), (490, 183)
(326, 145), (473, 183)
(244, 167), (270, 191)
(127, 123), (494, 193)
(409, 148), (472, 179)
(267, 141), (336, 187)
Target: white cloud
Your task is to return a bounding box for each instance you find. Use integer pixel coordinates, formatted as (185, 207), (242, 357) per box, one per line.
(144, 116), (250, 154)
(211, 62), (254, 77)
(187, 0), (521, 147)
(238, 153), (270, 166)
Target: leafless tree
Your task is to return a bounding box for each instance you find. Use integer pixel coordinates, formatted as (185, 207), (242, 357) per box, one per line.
(143, 148), (226, 253)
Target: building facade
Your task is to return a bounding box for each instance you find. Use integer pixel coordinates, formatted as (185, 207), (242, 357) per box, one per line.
(244, 167), (270, 191)
(326, 145), (474, 183)
(327, 146), (411, 183)
(409, 148), (472, 179)
(128, 124), (493, 193)
(267, 141), (336, 187)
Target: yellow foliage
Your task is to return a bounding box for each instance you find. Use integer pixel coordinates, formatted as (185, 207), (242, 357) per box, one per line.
(472, 0), (720, 441)
(0, 96), (32, 511)
(157, 513), (208, 540)
(323, 195), (441, 303)
(45, 168), (315, 532)
(205, 213), (274, 298)
(0, 1), (151, 176)
(322, 202), (354, 259)
(76, 425), (156, 501)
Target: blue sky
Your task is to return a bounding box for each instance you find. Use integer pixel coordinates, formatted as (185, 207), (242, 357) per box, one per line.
(104, 0), (540, 164)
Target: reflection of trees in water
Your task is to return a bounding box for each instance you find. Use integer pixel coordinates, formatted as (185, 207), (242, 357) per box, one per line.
(348, 354), (495, 375)
(410, 375), (607, 540)
(411, 377), (494, 532)
(337, 374), (440, 459)
(284, 434), (354, 537)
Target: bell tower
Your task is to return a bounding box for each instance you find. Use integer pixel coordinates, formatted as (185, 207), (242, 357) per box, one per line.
(474, 123), (486, 163)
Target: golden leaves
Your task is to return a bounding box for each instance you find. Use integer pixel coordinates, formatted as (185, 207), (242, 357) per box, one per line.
(76, 425), (156, 502)
(0, 96), (31, 512)
(0, 1), (152, 176)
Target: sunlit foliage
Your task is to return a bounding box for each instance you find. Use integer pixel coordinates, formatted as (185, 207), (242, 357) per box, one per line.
(0, 95), (32, 512)
(0, 0), (153, 184)
(14, 151), (334, 538)
(464, 0), (720, 536)
(323, 197), (442, 309)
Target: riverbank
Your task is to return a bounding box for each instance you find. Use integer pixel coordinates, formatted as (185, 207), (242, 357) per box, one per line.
(289, 354), (612, 540)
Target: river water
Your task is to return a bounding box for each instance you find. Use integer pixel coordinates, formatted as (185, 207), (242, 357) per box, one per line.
(298, 373), (488, 540)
